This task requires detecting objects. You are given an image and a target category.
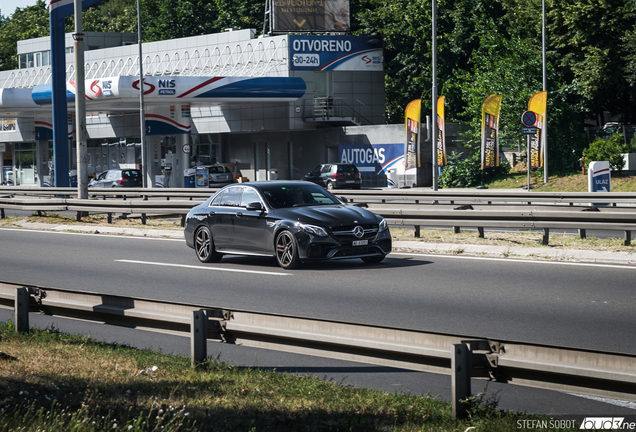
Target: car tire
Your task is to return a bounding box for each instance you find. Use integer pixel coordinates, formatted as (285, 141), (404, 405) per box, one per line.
(195, 226), (223, 263)
(275, 230), (301, 269)
(362, 255), (385, 264)
(326, 181), (334, 191)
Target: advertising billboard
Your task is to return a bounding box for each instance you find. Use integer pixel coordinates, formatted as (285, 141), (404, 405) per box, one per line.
(273, 0), (350, 33)
(339, 143), (404, 175)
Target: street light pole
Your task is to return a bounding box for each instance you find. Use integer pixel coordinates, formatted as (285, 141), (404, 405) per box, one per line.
(137, 0), (147, 188)
(542, 0), (548, 184)
(432, 0), (438, 191)
(74, 0), (87, 199)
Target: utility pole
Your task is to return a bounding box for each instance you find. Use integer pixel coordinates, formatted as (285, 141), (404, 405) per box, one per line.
(431, 0), (438, 191)
(74, 0), (88, 199)
(137, 0), (148, 187)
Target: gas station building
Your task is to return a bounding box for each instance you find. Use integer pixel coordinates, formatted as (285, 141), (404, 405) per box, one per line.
(0, 28), (427, 188)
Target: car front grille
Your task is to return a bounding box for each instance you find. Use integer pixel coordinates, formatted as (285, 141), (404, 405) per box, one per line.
(330, 224), (378, 243)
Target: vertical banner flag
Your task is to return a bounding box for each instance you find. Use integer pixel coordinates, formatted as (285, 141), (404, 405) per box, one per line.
(437, 96), (447, 167)
(404, 99), (421, 170)
(481, 94), (502, 169)
(528, 91), (547, 168)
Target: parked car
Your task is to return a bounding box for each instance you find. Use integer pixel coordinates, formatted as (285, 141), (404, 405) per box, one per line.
(302, 163), (362, 190)
(205, 164), (234, 187)
(88, 169), (142, 187)
(184, 181), (391, 269)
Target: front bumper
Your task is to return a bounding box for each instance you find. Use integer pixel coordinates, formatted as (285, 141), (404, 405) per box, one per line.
(296, 228), (392, 262)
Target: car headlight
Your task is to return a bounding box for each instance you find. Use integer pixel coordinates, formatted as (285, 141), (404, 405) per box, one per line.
(378, 217), (388, 232)
(298, 223), (328, 237)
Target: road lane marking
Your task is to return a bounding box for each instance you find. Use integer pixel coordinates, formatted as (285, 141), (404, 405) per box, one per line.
(567, 393), (636, 409)
(0, 227), (182, 241)
(391, 252), (636, 270)
(116, 259), (292, 276)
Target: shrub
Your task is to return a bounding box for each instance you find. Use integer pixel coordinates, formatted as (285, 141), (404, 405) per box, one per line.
(582, 132), (636, 171)
(439, 151), (510, 188)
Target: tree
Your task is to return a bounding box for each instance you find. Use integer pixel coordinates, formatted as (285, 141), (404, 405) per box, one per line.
(0, 0), (49, 71)
(82, 0), (139, 34)
(548, 0), (636, 123)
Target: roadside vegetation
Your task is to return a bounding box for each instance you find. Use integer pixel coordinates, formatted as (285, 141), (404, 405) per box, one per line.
(483, 165), (636, 192)
(0, 322), (578, 432)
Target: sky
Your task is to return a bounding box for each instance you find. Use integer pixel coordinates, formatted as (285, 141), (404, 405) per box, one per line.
(0, 0), (38, 16)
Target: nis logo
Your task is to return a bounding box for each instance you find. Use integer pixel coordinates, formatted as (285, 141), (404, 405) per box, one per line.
(361, 55), (381, 65)
(158, 79), (176, 95)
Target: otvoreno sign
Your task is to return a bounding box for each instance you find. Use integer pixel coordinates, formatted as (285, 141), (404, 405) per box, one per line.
(339, 144), (404, 175)
(290, 35), (383, 71)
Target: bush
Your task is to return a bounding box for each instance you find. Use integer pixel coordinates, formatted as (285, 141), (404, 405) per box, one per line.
(582, 132), (636, 171)
(439, 151), (510, 188)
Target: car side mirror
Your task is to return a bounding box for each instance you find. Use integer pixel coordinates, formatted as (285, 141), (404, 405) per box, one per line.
(339, 196), (349, 204)
(246, 202), (263, 211)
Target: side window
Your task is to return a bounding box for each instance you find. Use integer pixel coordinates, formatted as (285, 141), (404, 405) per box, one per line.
(210, 191), (224, 206)
(321, 165), (331, 174)
(220, 187), (243, 206)
(240, 188), (262, 207)
(106, 171), (118, 180)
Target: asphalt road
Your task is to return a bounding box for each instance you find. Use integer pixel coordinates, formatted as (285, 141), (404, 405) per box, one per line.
(1, 226), (635, 418)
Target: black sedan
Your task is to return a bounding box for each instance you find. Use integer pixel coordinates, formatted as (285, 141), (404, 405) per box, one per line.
(184, 181), (391, 269)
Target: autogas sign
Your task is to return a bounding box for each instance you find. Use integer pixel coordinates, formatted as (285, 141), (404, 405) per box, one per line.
(339, 143), (403, 175)
(290, 35), (383, 71)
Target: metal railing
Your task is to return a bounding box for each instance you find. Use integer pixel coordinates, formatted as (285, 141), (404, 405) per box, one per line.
(2, 187), (636, 245)
(305, 97), (375, 125)
(1, 281), (635, 419)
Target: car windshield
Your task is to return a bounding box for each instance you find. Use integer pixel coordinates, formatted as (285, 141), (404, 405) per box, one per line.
(259, 184), (341, 209)
(208, 166), (227, 173)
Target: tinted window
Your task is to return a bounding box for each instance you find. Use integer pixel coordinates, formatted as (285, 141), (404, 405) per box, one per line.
(123, 170), (141, 180)
(259, 184), (340, 209)
(220, 187), (243, 206)
(320, 165), (332, 174)
(210, 191), (224, 206)
(338, 165), (357, 173)
(240, 188), (262, 207)
(209, 166), (224, 173)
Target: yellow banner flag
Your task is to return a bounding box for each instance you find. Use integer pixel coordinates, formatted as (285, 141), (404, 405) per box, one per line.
(436, 96), (447, 167)
(481, 94), (502, 169)
(404, 99), (421, 170)
(528, 91), (547, 168)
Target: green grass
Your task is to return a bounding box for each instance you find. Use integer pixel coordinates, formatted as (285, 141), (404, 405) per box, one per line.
(485, 168), (636, 192)
(0, 322), (579, 432)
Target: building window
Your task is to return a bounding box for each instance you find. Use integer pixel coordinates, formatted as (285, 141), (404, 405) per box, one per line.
(1, 119), (16, 131)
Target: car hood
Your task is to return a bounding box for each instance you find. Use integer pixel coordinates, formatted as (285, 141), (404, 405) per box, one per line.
(274, 205), (379, 227)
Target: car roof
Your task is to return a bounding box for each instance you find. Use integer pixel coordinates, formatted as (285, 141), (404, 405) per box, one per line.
(222, 180), (317, 190)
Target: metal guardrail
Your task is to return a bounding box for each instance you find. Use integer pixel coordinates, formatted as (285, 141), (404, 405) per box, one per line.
(3, 185), (636, 205)
(1, 281), (635, 419)
(2, 187), (636, 245)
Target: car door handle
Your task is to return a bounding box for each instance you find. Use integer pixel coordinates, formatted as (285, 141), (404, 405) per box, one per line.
(236, 212), (243, 217)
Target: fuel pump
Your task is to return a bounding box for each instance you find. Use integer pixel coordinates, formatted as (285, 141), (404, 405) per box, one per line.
(163, 151), (173, 187)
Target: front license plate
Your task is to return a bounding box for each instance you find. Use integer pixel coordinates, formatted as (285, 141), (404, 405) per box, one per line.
(352, 239), (368, 246)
